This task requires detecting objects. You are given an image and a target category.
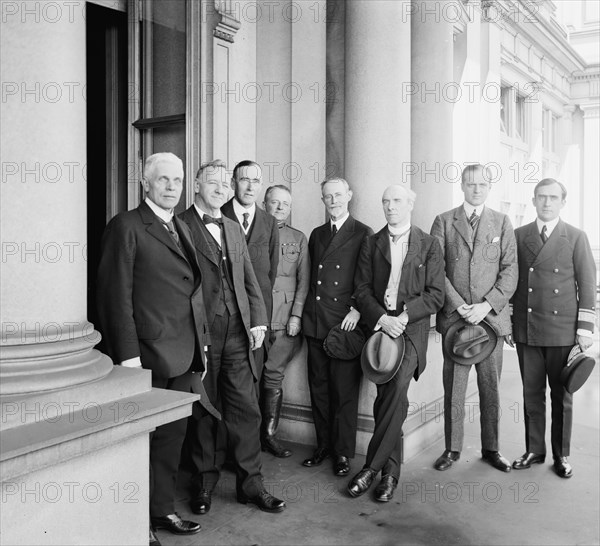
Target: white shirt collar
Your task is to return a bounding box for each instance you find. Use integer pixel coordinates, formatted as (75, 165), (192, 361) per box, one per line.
(388, 222), (411, 236)
(536, 216), (560, 236)
(463, 202), (484, 218)
(232, 198), (255, 216)
(330, 211), (349, 230)
(145, 197), (173, 223)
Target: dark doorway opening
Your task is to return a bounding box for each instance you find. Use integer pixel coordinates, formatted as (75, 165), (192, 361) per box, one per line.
(86, 2), (128, 326)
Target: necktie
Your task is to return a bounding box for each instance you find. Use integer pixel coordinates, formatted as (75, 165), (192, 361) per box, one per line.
(469, 210), (479, 231)
(163, 219), (180, 246)
(540, 224), (548, 244)
(203, 214), (223, 227)
(389, 226), (411, 244)
(331, 224), (338, 236)
(242, 212), (250, 230)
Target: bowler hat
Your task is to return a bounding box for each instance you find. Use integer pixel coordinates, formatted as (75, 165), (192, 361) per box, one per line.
(560, 345), (596, 394)
(323, 324), (366, 361)
(361, 331), (405, 385)
(444, 319), (497, 365)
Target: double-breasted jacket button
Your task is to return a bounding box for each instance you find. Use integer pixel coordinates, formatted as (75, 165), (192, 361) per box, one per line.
(333, 297), (338, 302)
(317, 280), (322, 285)
(553, 289), (559, 294)
(318, 264), (323, 269)
(553, 310), (558, 314)
(528, 288), (533, 292)
(527, 308), (532, 312)
(316, 296), (321, 301)
(529, 267), (534, 272)
(333, 281), (339, 286)
(554, 268), (559, 273)
(335, 265), (340, 269)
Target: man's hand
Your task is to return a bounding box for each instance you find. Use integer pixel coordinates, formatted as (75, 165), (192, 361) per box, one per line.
(504, 333), (515, 348)
(250, 328), (266, 350)
(378, 315), (406, 338)
(287, 316), (301, 336)
(577, 334), (594, 352)
(341, 308), (360, 331)
(120, 357), (142, 368)
(457, 304), (471, 318)
(462, 301), (492, 325)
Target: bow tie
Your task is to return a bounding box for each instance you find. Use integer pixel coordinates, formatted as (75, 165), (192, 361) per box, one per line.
(203, 214), (223, 226)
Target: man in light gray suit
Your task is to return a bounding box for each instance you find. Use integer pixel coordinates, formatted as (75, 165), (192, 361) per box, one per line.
(430, 164), (518, 473)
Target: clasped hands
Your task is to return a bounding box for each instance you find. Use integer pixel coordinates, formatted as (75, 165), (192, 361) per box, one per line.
(457, 301), (491, 325)
(379, 312), (409, 339)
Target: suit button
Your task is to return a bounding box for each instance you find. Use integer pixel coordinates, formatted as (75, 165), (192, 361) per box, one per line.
(317, 281), (322, 285)
(334, 281), (339, 286)
(527, 308), (532, 312)
(554, 268), (559, 273)
(335, 265), (340, 269)
(553, 289), (559, 294)
(333, 297), (338, 302)
(316, 296), (321, 301)
(529, 267), (534, 272)
(553, 310), (558, 314)
(318, 264), (323, 269)
(528, 288), (532, 292)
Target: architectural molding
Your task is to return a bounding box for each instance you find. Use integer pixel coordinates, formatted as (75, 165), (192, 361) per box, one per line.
(213, 0), (241, 43)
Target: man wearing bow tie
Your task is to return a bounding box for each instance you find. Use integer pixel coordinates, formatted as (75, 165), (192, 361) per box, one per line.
(302, 177), (373, 476)
(511, 178), (596, 478)
(180, 160), (286, 515)
(349, 185), (445, 502)
(430, 164), (518, 474)
(96, 153), (212, 545)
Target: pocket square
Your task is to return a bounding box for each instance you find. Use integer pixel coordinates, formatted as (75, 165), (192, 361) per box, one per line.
(491, 236), (500, 243)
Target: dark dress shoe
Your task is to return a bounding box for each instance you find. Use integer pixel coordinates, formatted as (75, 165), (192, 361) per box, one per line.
(334, 455), (351, 476)
(434, 450), (460, 471)
(190, 489), (212, 515)
(512, 452), (546, 470)
(238, 489), (286, 513)
(374, 475), (398, 503)
(262, 436), (292, 458)
(303, 447), (330, 467)
(150, 513), (201, 535)
(482, 450), (511, 472)
(149, 527), (162, 546)
(347, 468), (377, 498)
(553, 456), (573, 479)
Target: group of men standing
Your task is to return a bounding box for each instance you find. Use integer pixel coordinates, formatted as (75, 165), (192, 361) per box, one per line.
(96, 153), (596, 545)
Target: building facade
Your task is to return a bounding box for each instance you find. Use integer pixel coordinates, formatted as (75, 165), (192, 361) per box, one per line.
(1, 1), (598, 544)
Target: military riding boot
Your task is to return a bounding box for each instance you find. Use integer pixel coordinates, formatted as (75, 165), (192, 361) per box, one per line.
(261, 388), (292, 458)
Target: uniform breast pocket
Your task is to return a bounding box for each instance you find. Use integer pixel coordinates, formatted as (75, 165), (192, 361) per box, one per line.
(281, 244), (300, 275)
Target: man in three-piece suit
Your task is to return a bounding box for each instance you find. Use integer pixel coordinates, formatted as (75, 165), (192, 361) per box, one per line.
(96, 153), (210, 545)
(302, 177), (374, 476)
(349, 185), (445, 502)
(511, 178), (596, 479)
(180, 160), (286, 514)
(221, 160), (279, 380)
(430, 164), (518, 473)
(260, 185), (310, 458)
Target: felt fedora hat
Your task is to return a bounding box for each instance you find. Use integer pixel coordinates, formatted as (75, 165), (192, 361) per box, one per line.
(560, 345), (596, 394)
(361, 331), (405, 385)
(443, 319), (497, 365)
(323, 324), (366, 361)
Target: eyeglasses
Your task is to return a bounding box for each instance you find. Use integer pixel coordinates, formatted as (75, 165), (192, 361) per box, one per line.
(322, 192), (346, 203)
(239, 177), (262, 186)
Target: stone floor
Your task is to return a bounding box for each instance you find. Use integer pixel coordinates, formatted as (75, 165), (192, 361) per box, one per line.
(158, 344), (600, 546)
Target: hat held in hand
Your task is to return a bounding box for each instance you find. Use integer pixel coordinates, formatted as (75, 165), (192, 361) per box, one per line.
(560, 345), (596, 394)
(444, 319), (497, 365)
(323, 324), (366, 361)
(361, 331), (405, 384)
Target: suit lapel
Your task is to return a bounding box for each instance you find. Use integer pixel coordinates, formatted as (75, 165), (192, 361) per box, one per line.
(452, 207), (473, 252)
(375, 228), (391, 265)
(521, 221), (543, 263)
(321, 216), (356, 261)
(473, 207), (494, 249)
(401, 226), (422, 272)
(139, 201), (185, 259)
(532, 220), (569, 266)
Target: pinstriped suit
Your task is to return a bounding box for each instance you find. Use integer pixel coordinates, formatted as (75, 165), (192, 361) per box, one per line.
(431, 205), (518, 452)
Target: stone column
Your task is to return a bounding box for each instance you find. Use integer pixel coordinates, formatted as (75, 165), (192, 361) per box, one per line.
(345, 0), (412, 227)
(410, 0), (455, 232)
(0, 0), (112, 395)
(581, 105), (600, 247)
